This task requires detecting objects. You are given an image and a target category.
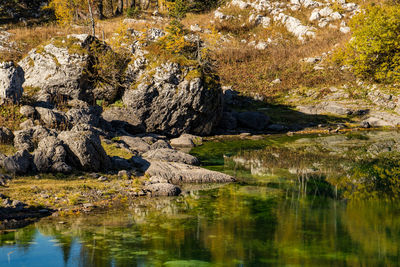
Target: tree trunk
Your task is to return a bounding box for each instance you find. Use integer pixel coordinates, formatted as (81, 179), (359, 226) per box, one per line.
(87, 0), (96, 36)
(130, 0), (136, 8)
(97, 0), (104, 19)
(115, 0), (124, 15)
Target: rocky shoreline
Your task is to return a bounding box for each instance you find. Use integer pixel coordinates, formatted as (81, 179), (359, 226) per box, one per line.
(0, 28), (399, 231)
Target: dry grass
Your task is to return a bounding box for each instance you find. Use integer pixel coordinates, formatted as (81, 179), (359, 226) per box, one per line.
(0, 103), (25, 131)
(213, 26), (354, 101)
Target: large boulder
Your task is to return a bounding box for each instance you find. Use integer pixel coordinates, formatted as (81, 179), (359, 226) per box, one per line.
(58, 129), (111, 171)
(18, 35), (92, 101)
(35, 107), (67, 129)
(33, 136), (72, 173)
(120, 62), (223, 136)
(13, 126), (57, 152)
(0, 61), (24, 104)
(120, 135), (151, 154)
(1, 150), (33, 175)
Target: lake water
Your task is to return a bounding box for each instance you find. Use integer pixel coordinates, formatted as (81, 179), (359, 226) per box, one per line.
(1, 131), (400, 266)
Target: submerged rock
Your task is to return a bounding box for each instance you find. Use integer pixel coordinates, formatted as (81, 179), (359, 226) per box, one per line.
(144, 183), (181, 196)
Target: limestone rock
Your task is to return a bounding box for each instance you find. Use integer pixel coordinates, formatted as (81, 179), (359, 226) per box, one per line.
(145, 161), (236, 184)
(33, 136), (72, 173)
(0, 61), (24, 104)
(170, 134), (202, 148)
(122, 62), (222, 136)
(58, 129), (111, 171)
(143, 148), (200, 165)
(144, 183), (181, 196)
(120, 136), (151, 153)
(1, 150), (33, 175)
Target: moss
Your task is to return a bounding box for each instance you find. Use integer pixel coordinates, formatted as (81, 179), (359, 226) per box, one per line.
(52, 36), (87, 56)
(28, 57), (35, 67)
(0, 104), (25, 131)
(0, 144), (17, 156)
(111, 100), (125, 108)
(102, 142), (133, 160)
(185, 69), (202, 80)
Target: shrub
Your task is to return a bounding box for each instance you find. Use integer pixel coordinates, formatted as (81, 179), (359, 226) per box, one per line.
(336, 4), (400, 83)
(126, 6), (140, 18)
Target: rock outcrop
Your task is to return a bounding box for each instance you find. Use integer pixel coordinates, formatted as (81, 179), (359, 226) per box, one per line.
(19, 35), (92, 101)
(33, 136), (72, 173)
(120, 62), (223, 136)
(0, 61), (24, 104)
(58, 128), (111, 172)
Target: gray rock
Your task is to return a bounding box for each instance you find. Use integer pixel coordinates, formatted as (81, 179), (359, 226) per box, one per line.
(120, 135), (150, 153)
(58, 129), (111, 172)
(235, 112), (270, 130)
(98, 176), (108, 182)
(14, 126), (57, 152)
(18, 35), (91, 101)
(143, 148), (200, 165)
(2, 150), (33, 175)
(35, 107), (67, 129)
(33, 136), (72, 173)
(111, 156), (133, 170)
(144, 183), (181, 196)
(101, 107), (145, 134)
(360, 121), (371, 128)
(145, 161), (236, 184)
(13, 130), (34, 151)
(20, 119), (34, 130)
(149, 176), (169, 184)
(19, 105), (35, 118)
(170, 134), (202, 148)
(65, 106), (102, 128)
(0, 126), (14, 144)
(0, 61), (24, 104)
(122, 62), (222, 136)
(118, 170), (132, 179)
(150, 140), (172, 150)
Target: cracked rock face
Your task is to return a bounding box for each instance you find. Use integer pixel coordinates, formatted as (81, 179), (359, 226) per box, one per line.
(33, 136), (72, 173)
(121, 62), (223, 136)
(58, 129), (111, 172)
(0, 61), (24, 104)
(19, 36), (90, 101)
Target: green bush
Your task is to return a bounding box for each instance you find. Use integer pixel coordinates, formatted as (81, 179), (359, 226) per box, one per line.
(126, 6), (140, 18)
(337, 4), (400, 83)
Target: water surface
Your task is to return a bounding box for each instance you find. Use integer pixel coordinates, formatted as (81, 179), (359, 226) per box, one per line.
(2, 131), (400, 266)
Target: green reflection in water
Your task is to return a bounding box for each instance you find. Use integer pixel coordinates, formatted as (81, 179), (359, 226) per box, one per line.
(2, 186), (400, 266)
(2, 131), (400, 266)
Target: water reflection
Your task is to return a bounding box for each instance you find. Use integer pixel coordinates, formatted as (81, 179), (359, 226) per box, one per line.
(2, 131), (400, 266)
(1, 185), (400, 266)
